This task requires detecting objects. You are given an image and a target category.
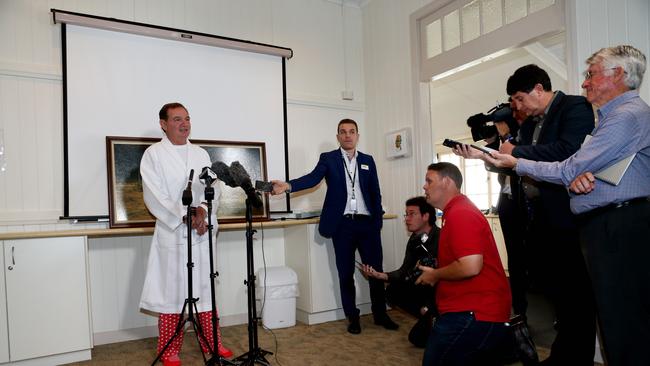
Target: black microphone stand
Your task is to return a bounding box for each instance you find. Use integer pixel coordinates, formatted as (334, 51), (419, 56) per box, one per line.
(151, 173), (217, 366)
(233, 196), (272, 366)
(203, 180), (238, 366)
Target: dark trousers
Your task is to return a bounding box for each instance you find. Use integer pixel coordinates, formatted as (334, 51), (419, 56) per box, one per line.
(386, 280), (435, 318)
(526, 202), (596, 365)
(331, 215), (386, 318)
(422, 312), (510, 366)
(497, 192), (529, 316)
(578, 200), (650, 366)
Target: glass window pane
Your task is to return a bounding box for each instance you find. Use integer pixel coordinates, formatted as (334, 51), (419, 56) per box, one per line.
(426, 19), (442, 58)
(438, 152), (461, 166)
(481, 0), (503, 34)
(505, 0), (527, 24)
(489, 171), (501, 211)
(465, 159), (489, 210)
(530, 0), (554, 13)
(443, 10), (460, 51)
(461, 1), (480, 43)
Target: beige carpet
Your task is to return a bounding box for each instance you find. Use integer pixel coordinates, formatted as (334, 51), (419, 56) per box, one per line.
(70, 309), (551, 366)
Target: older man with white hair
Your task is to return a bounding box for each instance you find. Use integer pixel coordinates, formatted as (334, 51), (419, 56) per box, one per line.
(485, 45), (650, 366)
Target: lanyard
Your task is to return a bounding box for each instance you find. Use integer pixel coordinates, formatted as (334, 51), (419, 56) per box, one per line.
(343, 156), (357, 199)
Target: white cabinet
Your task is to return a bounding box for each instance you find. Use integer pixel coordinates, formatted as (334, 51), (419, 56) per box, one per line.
(0, 253), (8, 364)
(283, 219), (398, 325)
(284, 224), (371, 324)
(2, 237), (92, 363)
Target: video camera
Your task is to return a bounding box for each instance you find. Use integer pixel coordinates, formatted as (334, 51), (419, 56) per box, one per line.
(466, 102), (518, 143)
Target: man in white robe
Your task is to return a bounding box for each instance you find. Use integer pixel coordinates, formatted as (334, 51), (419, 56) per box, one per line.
(139, 102), (232, 365)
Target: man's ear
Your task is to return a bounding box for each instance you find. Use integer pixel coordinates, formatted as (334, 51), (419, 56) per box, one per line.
(421, 211), (430, 223)
(160, 119), (167, 133)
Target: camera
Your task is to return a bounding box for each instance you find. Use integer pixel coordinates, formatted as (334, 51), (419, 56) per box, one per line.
(403, 255), (437, 283)
(466, 102), (517, 143)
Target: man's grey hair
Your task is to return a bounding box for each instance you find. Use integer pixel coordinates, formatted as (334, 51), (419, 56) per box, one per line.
(587, 45), (647, 90)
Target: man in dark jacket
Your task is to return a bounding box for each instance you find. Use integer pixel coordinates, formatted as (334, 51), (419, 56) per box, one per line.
(360, 196), (439, 347)
(271, 119), (397, 334)
(502, 64), (596, 366)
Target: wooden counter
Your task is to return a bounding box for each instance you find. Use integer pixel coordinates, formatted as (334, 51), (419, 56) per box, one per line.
(0, 214), (398, 240)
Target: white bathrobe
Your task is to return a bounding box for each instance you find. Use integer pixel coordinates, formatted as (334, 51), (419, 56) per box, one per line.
(139, 135), (220, 314)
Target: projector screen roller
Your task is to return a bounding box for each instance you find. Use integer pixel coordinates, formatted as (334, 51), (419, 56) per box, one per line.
(63, 23), (288, 218)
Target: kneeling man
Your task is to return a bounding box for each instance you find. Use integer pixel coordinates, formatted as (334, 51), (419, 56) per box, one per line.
(417, 163), (511, 365)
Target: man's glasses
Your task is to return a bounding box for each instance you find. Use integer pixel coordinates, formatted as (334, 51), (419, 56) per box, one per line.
(403, 212), (419, 218)
(583, 67), (622, 80)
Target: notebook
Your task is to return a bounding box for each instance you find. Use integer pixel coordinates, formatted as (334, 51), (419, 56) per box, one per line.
(583, 135), (636, 186)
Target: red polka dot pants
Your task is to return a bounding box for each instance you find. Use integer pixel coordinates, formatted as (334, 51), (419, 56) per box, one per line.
(157, 311), (223, 360)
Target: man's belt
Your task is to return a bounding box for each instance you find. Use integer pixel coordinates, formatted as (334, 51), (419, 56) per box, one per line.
(343, 213), (371, 220)
(580, 196), (650, 221)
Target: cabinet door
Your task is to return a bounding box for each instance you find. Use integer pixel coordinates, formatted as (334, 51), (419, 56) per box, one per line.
(0, 242), (8, 363)
(489, 218), (509, 272)
(4, 237), (91, 361)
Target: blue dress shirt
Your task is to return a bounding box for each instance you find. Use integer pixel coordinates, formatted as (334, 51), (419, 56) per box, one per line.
(516, 90), (650, 214)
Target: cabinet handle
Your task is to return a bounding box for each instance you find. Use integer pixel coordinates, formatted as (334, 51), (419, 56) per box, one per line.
(8, 246), (14, 270)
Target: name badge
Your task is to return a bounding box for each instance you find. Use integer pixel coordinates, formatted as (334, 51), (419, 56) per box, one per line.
(360, 164), (369, 170)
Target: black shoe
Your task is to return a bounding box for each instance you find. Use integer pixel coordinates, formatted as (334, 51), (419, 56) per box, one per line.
(509, 315), (539, 365)
(374, 313), (399, 330)
(408, 315), (433, 348)
(347, 316), (361, 334)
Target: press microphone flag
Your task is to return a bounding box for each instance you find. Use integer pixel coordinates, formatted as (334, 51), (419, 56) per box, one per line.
(199, 166), (218, 186)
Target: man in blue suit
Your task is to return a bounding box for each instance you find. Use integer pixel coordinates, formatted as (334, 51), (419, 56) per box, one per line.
(272, 119), (397, 334)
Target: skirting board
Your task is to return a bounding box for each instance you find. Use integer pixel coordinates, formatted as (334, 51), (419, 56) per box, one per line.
(5, 349), (91, 366)
(296, 303), (372, 325)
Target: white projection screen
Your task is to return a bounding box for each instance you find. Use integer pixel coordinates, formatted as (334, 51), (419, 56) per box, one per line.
(61, 21), (290, 218)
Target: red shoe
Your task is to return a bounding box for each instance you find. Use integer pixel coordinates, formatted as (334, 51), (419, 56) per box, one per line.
(163, 355), (181, 366)
(218, 346), (233, 358)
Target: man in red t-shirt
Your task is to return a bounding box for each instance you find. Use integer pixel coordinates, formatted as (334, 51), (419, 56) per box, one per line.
(416, 162), (512, 365)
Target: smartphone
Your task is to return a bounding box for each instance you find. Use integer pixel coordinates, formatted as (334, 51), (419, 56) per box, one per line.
(442, 138), (494, 155)
(254, 180), (274, 192)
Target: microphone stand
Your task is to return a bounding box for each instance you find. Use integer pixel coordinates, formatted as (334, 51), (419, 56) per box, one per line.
(151, 173), (216, 366)
(203, 181), (237, 366)
(233, 196), (272, 366)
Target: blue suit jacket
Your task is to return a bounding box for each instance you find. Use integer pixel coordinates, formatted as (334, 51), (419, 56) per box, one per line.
(290, 149), (383, 238)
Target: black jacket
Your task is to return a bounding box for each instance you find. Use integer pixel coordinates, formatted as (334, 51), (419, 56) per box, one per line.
(513, 91), (595, 228)
(386, 226), (440, 282)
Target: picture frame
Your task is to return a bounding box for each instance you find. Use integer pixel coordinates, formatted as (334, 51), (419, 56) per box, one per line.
(106, 136), (270, 228)
(385, 127), (412, 159)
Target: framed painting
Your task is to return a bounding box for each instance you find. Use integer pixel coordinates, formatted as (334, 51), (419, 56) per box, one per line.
(385, 127), (412, 159)
(106, 136), (269, 228)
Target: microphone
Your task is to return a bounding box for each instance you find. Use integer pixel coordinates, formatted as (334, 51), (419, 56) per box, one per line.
(182, 169), (194, 205)
(229, 161), (263, 208)
(212, 161), (237, 188)
(199, 166), (218, 186)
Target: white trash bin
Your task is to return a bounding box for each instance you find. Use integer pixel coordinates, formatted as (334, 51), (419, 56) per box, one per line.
(256, 266), (299, 329)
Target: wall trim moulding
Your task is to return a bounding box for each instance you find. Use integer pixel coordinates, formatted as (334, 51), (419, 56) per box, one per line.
(287, 93), (364, 111)
(0, 61), (62, 81)
(0, 210), (63, 225)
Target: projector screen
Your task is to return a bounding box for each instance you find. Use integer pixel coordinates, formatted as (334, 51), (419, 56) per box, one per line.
(62, 23), (289, 218)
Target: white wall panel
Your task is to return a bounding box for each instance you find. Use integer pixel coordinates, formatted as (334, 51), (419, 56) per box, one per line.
(0, 0), (365, 228)
(362, 0), (431, 216)
(568, 0), (650, 102)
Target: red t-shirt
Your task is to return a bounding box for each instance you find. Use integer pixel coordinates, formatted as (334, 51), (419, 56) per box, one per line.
(435, 195), (512, 322)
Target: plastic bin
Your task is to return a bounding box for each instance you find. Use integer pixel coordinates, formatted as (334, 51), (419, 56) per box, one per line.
(256, 266), (299, 329)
